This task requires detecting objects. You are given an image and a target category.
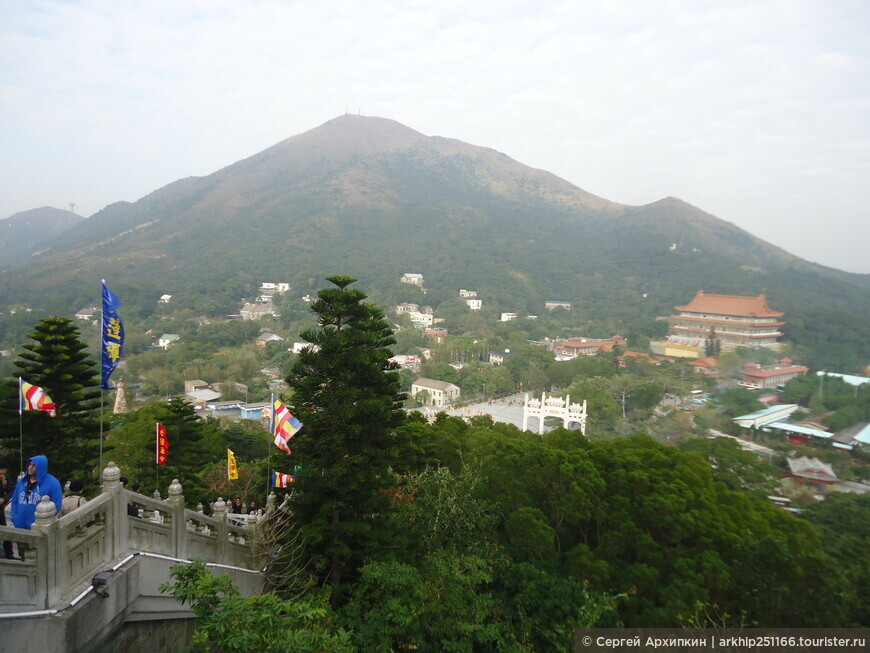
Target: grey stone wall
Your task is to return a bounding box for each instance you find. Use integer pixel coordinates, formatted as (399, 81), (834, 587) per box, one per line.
(95, 618), (196, 653)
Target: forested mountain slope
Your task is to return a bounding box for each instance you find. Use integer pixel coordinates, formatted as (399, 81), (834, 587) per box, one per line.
(0, 115), (867, 364)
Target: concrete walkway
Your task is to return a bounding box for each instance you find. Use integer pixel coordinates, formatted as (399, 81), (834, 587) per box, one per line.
(416, 392), (571, 432)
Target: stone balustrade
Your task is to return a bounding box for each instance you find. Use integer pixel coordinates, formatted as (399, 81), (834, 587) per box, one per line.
(0, 462), (269, 613)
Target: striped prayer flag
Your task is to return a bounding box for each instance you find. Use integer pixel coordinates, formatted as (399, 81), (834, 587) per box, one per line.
(19, 378), (56, 417)
(272, 397), (302, 454)
(272, 470), (296, 488)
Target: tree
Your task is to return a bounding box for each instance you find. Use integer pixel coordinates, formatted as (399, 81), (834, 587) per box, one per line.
(284, 276), (408, 603)
(105, 400), (223, 502)
(4, 317), (100, 481)
(160, 560), (352, 652)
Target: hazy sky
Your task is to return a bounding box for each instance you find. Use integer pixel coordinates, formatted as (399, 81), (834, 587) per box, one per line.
(2, 1), (868, 273)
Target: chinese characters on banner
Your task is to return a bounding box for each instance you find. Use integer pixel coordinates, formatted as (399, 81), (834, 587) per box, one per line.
(101, 281), (125, 390)
(227, 449), (239, 480)
(156, 423), (169, 465)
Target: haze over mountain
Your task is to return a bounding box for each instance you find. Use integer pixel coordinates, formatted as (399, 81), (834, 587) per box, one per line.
(0, 207), (84, 267)
(1, 115), (868, 365)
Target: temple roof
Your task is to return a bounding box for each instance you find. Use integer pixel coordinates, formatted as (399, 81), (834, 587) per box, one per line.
(676, 291), (784, 317)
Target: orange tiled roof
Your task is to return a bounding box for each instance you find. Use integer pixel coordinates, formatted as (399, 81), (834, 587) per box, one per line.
(743, 365), (809, 379)
(676, 291), (783, 318)
(690, 357), (719, 367)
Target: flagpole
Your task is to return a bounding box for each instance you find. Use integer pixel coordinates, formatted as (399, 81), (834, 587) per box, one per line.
(99, 390), (105, 485)
(99, 281), (106, 480)
(18, 377), (23, 473)
(267, 394), (274, 498)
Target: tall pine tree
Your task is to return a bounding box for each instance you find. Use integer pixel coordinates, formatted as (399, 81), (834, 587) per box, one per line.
(4, 317), (100, 481)
(284, 276), (407, 603)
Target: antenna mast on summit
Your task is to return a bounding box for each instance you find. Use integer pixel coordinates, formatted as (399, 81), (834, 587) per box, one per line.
(69, 202), (77, 214)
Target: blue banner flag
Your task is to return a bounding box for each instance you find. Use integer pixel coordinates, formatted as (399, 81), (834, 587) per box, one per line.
(101, 280), (124, 390)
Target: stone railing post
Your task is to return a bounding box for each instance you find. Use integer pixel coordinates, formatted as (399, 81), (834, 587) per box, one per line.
(265, 492), (277, 514)
(166, 478), (185, 559)
(211, 497), (228, 563)
(31, 496), (60, 607)
(101, 462), (126, 557)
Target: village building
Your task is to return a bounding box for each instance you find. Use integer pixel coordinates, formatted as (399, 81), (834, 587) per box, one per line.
(553, 335), (626, 358)
(424, 328), (448, 343)
(659, 291), (785, 358)
(732, 404), (800, 430)
(689, 356), (721, 376)
(544, 300), (572, 311)
(256, 332), (285, 347)
(159, 294), (172, 303)
(835, 422), (870, 450)
(617, 351), (660, 368)
(783, 456), (840, 493)
(240, 303), (275, 320)
(409, 312), (434, 328)
(157, 333), (180, 349)
(400, 273), (424, 286)
(395, 303), (419, 314)
(259, 282), (290, 294)
(458, 289), (477, 298)
(411, 378), (460, 407)
(489, 349), (518, 365)
(741, 358), (809, 389)
(75, 308), (97, 321)
(466, 298), (482, 310)
(500, 313), (518, 322)
(817, 371), (870, 388)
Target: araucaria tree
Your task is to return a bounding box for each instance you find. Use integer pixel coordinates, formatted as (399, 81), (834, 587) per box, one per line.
(285, 276), (406, 602)
(6, 317), (101, 481)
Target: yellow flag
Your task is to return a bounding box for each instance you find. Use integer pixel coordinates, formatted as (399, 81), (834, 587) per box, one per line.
(227, 448), (239, 480)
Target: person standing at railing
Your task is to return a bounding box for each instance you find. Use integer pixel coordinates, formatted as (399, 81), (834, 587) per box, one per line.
(0, 460), (15, 559)
(231, 497), (244, 514)
(10, 456), (63, 555)
(61, 479), (87, 517)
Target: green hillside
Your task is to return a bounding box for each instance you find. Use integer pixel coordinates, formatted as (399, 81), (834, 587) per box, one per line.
(0, 115), (867, 367)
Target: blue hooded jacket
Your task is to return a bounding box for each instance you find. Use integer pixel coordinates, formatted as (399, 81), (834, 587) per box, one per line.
(11, 455), (63, 529)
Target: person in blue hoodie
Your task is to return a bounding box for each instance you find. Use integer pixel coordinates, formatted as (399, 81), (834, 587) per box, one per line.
(10, 455), (63, 531)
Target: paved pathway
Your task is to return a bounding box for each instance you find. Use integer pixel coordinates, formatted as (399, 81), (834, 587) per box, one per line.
(416, 392), (571, 432)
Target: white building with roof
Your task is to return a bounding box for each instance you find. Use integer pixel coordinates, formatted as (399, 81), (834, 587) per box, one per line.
(401, 273), (424, 286)
(411, 378), (460, 407)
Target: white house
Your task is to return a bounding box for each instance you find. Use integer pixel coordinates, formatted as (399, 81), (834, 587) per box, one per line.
(466, 299), (482, 311)
(500, 313), (517, 322)
(489, 349), (518, 365)
(459, 289), (477, 298)
(290, 342), (320, 354)
(259, 282), (290, 302)
(240, 303), (275, 320)
(256, 332), (285, 346)
(411, 378), (460, 407)
(75, 308), (97, 321)
(159, 294), (172, 303)
(409, 312), (434, 328)
(158, 334), (180, 349)
(260, 282), (290, 293)
(401, 273), (424, 286)
(395, 303), (420, 314)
